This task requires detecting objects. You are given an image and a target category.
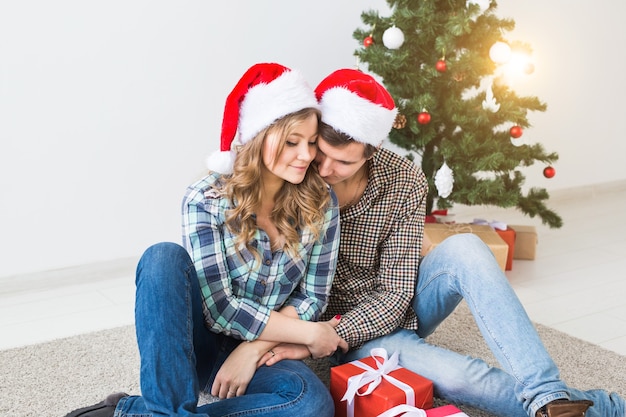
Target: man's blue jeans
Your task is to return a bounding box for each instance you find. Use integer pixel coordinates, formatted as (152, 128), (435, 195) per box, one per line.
(339, 234), (625, 417)
(115, 242), (333, 417)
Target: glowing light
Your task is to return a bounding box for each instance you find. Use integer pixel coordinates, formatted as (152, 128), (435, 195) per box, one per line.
(490, 42), (535, 84)
(489, 42), (511, 64)
(498, 51), (534, 80)
(509, 52), (532, 74)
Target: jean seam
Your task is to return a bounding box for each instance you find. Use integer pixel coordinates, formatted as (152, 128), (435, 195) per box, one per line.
(461, 280), (528, 390)
(530, 392), (569, 416)
(115, 396), (151, 417)
(184, 264), (194, 365)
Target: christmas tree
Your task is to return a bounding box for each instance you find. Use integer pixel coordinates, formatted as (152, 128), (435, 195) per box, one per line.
(354, 0), (562, 228)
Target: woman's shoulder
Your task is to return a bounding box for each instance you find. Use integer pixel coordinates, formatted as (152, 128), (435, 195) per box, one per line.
(184, 172), (228, 205)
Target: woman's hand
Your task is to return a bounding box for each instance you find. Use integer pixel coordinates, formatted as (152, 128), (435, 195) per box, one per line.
(260, 343), (312, 366)
(211, 343), (259, 399)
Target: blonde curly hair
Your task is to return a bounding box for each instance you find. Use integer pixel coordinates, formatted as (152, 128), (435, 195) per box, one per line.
(221, 107), (330, 259)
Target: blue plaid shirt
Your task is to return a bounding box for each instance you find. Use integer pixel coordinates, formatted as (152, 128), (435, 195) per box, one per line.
(182, 173), (340, 342)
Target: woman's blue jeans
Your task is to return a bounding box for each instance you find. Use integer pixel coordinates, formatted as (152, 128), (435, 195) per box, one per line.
(337, 234), (625, 417)
(115, 242), (333, 417)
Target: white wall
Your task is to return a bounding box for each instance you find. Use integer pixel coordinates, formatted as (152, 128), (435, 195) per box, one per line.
(496, 1), (626, 190)
(1, 1), (625, 278)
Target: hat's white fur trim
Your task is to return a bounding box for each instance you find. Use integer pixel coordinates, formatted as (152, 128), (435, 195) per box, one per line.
(206, 150), (235, 174)
(319, 87), (397, 146)
(239, 70), (318, 144)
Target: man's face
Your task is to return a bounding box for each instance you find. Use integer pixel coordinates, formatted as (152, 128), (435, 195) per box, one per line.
(315, 136), (368, 186)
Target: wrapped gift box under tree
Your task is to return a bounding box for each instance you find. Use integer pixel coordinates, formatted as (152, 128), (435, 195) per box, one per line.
(422, 223), (508, 271)
(510, 225), (538, 260)
(472, 219), (516, 271)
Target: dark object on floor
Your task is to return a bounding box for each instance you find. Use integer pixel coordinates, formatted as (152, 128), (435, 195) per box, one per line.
(64, 392), (128, 417)
(536, 399), (593, 417)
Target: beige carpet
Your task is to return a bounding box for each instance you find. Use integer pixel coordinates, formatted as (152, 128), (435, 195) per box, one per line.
(2, 303), (625, 417)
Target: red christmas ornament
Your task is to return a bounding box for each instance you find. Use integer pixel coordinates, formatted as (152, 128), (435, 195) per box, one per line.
(417, 111), (431, 125)
(543, 166), (556, 178)
(510, 125), (523, 138)
(435, 59), (447, 72)
(363, 36), (374, 47)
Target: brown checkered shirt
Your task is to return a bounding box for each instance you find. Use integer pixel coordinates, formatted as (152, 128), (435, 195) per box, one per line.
(321, 148), (428, 349)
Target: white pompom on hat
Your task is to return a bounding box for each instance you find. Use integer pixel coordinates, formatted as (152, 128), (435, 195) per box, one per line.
(206, 62), (319, 174)
(315, 69), (397, 147)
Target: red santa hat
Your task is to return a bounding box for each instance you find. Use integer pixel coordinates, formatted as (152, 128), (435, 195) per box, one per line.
(206, 62), (319, 173)
(315, 69), (397, 147)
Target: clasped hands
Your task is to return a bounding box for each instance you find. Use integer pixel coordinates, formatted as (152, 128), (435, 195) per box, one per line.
(211, 315), (347, 399)
(263, 315), (347, 365)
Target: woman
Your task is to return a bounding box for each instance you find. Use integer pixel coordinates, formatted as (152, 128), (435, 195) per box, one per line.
(65, 63), (345, 417)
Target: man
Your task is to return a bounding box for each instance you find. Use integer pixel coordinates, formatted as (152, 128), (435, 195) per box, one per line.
(270, 68), (623, 417)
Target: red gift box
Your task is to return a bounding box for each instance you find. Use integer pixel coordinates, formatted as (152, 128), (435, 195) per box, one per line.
(331, 349), (433, 417)
(378, 404), (468, 417)
(426, 405), (469, 416)
(495, 227), (515, 271)
(425, 209), (450, 224)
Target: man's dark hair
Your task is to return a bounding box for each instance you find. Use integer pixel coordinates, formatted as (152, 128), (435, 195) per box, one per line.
(318, 122), (378, 158)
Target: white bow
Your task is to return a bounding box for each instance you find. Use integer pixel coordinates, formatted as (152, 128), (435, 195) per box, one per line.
(341, 348), (403, 403)
(377, 404), (469, 417)
(472, 218), (507, 231)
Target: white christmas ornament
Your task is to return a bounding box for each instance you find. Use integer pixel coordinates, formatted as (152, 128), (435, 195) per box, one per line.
(481, 78), (500, 112)
(489, 42), (511, 64)
(382, 26), (405, 49)
(434, 162), (454, 198)
(466, 0), (490, 14)
(510, 136), (526, 147)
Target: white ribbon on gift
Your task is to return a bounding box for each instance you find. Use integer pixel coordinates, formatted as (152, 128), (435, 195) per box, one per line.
(377, 404), (469, 417)
(472, 218), (507, 231)
(377, 404), (427, 417)
(341, 348), (416, 417)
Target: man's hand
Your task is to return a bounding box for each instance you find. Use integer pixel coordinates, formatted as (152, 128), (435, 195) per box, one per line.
(306, 315), (348, 359)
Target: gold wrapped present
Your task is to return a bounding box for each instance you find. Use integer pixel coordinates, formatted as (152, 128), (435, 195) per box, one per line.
(422, 223), (508, 271)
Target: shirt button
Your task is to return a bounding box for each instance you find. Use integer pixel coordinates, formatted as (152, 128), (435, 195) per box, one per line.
(264, 259), (271, 265)
(260, 280), (266, 286)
